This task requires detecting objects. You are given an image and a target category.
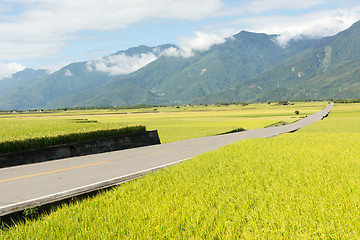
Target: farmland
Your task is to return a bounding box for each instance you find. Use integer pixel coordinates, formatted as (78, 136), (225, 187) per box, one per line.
(0, 102), (326, 152)
(3, 102), (359, 238)
(0, 116), (146, 154)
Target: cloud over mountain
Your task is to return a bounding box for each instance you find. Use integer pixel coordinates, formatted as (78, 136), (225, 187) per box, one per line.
(163, 31), (226, 57)
(86, 33), (227, 76)
(225, 6), (360, 46)
(87, 53), (158, 75)
(0, 62), (26, 80)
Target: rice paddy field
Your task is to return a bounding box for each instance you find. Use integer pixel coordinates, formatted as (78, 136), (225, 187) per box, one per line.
(0, 102), (325, 150)
(3, 102), (360, 239)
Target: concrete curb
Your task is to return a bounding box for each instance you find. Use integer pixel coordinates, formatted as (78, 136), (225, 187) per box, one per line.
(0, 130), (160, 168)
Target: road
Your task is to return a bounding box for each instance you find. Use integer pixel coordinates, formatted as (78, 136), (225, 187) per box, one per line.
(0, 103), (333, 217)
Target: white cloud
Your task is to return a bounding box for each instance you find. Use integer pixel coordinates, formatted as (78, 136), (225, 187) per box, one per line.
(0, 0), (224, 61)
(64, 69), (73, 77)
(0, 62), (26, 80)
(87, 53), (158, 75)
(180, 31), (226, 54)
(161, 47), (183, 57)
(1, 0), (360, 67)
(232, 0), (328, 15)
(274, 9), (360, 46)
(225, 7), (360, 46)
(163, 31), (226, 57)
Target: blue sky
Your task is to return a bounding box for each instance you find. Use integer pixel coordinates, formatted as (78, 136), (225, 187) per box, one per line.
(0, 0), (360, 79)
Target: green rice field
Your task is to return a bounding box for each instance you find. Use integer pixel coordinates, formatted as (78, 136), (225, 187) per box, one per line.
(3, 102), (359, 239)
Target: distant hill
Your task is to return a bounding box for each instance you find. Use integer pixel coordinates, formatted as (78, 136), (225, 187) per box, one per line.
(0, 45), (174, 110)
(0, 68), (49, 91)
(0, 62), (111, 110)
(0, 21), (359, 110)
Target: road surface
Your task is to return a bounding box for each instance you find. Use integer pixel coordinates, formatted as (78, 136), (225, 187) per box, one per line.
(0, 103), (333, 217)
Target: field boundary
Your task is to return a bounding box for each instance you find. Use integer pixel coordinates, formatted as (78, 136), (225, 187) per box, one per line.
(0, 130), (160, 168)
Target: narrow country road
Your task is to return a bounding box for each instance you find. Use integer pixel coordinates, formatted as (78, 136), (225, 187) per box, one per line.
(0, 103), (334, 217)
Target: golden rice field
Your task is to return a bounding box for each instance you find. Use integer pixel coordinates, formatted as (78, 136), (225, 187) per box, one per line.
(4, 102), (360, 239)
(0, 102), (326, 149)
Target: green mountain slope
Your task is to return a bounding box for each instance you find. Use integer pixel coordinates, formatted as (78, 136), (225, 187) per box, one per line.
(49, 80), (162, 108)
(54, 31), (316, 107)
(196, 21), (360, 103)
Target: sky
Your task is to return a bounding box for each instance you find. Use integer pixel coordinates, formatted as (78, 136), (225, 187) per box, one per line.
(0, 0), (360, 80)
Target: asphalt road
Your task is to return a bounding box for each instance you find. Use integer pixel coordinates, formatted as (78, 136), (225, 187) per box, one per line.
(0, 103), (334, 217)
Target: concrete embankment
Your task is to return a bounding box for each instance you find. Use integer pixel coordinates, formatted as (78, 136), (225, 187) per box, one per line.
(0, 130), (160, 168)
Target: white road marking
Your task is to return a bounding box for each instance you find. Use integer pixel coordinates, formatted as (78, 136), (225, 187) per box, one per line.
(0, 157), (192, 212)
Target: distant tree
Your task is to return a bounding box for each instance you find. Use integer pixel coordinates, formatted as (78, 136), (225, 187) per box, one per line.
(295, 110), (300, 115)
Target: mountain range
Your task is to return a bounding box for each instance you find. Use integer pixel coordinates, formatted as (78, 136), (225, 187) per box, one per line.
(1, 21), (360, 110)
